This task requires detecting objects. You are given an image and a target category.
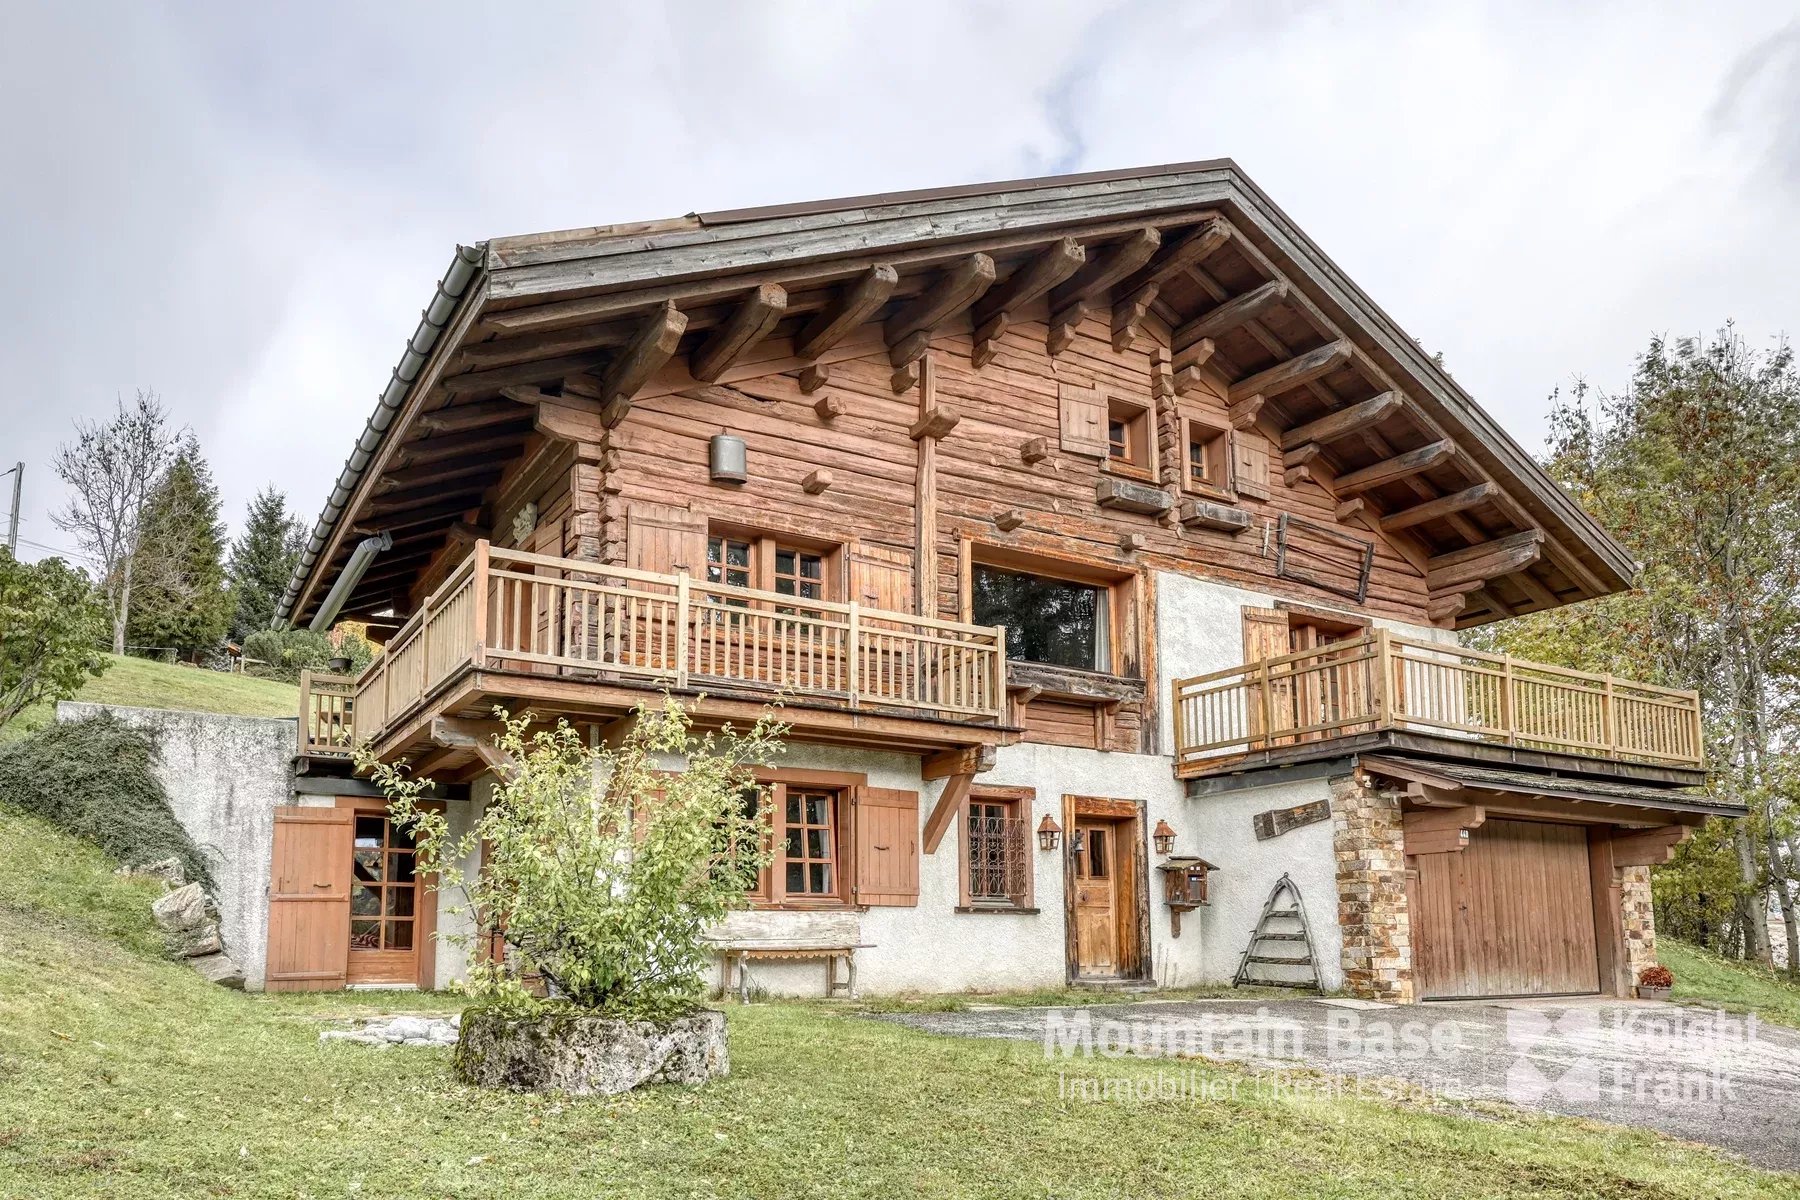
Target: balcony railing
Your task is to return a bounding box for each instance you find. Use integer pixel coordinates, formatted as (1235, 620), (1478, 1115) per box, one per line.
(298, 670), (357, 758)
(341, 541), (1007, 749)
(1171, 630), (1704, 775)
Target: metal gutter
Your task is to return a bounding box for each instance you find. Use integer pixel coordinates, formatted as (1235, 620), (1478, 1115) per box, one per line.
(277, 243), (486, 626)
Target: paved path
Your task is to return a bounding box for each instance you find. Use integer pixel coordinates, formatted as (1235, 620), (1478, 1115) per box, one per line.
(878, 997), (1800, 1171)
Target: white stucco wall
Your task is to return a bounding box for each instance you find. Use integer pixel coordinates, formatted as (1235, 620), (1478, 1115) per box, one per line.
(57, 701), (296, 991)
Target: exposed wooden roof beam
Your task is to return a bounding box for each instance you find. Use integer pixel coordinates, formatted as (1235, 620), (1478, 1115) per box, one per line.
(500, 387), (613, 445)
(367, 484), (491, 519)
(1174, 280), (1289, 350)
(391, 425), (533, 469)
(972, 239), (1085, 326)
(1049, 228), (1160, 312)
(455, 322), (635, 371)
(1280, 391), (1404, 451)
(415, 398), (542, 436)
(1116, 217), (1230, 295)
(562, 301), (687, 427)
(885, 253), (996, 366)
(690, 283), (787, 382)
(373, 459), (503, 496)
(1377, 482), (1499, 532)
(1110, 284), (1157, 353)
(356, 499), (486, 535)
(1332, 439), (1456, 495)
(442, 351), (611, 394)
(794, 264), (898, 359)
(1229, 338), (1353, 402)
(1427, 529), (1545, 592)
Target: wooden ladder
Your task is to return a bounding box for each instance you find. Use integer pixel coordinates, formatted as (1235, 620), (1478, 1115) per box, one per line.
(1232, 873), (1322, 991)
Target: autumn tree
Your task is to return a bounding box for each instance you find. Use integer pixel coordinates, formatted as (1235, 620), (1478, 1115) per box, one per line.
(227, 487), (306, 641)
(1475, 329), (1800, 968)
(52, 391), (186, 655)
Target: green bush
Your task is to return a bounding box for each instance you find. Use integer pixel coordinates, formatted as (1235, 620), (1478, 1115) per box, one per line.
(242, 625), (376, 681)
(364, 699), (783, 1020)
(0, 713), (214, 889)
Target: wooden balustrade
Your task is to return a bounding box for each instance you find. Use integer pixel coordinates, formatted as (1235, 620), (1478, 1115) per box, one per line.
(297, 670), (356, 757)
(327, 541), (1006, 751)
(1172, 630), (1703, 774)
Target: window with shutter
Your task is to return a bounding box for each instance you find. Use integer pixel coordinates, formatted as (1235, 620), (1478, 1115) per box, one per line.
(626, 502), (709, 575)
(1058, 383), (1108, 457)
(851, 786), (919, 907)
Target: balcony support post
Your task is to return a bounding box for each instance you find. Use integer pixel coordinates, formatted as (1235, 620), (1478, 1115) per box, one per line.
(471, 540), (490, 669)
(675, 570), (691, 689)
(1372, 628), (1393, 732)
(1499, 657), (1515, 744)
(1602, 674), (1617, 753)
(1257, 659), (1273, 750)
(847, 601), (861, 708)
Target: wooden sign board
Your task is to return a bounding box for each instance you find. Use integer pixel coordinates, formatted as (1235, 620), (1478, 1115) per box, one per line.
(1252, 799), (1330, 841)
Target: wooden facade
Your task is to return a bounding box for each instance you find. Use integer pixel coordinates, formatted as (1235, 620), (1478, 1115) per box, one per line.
(276, 163), (1736, 1001)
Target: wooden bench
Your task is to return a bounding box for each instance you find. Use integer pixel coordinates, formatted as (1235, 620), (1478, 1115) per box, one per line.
(715, 942), (869, 1003)
(706, 910), (868, 1002)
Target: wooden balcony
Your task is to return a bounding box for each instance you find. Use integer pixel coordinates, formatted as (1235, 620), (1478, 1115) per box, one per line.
(298, 670), (356, 759)
(320, 542), (1007, 763)
(1172, 631), (1704, 779)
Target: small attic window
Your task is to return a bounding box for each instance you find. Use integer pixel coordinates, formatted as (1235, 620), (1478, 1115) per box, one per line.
(1106, 397), (1150, 473)
(1183, 416), (1234, 497)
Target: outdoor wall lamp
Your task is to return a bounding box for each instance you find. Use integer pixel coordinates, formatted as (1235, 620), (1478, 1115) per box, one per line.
(1153, 819), (1177, 856)
(1036, 815), (1062, 852)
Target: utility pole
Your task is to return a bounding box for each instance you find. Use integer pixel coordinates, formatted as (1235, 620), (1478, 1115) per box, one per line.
(2, 462), (19, 555)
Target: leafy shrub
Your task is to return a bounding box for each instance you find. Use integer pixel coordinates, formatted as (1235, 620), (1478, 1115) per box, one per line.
(1639, 964), (1675, 988)
(0, 713), (214, 889)
(363, 698), (783, 1021)
(242, 624), (376, 682)
(0, 549), (109, 730)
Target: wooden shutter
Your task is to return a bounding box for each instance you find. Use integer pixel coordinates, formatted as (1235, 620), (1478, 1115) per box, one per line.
(1242, 606), (1295, 748)
(626, 502), (708, 574)
(1233, 431), (1270, 500)
(1058, 383), (1107, 457)
(264, 808), (354, 992)
(848, 540), (914, 614)
(851, 786), (919, 906)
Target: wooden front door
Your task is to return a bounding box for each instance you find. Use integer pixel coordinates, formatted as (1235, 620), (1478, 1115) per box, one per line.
(1064, 796), (1147, 982)
(265, 808), (354, 992)
(1073, 820), (1119, 975)
(1412, 818), (1601, 1000)
(346, 808), (425, 987)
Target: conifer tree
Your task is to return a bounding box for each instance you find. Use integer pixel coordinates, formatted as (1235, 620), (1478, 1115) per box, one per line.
(227, 487), (305, 641)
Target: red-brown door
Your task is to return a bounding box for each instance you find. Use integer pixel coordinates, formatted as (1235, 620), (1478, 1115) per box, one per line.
(1412, 818), (1601, 999)
(265, 809), (354, 992)
(345, 808), (425, 987)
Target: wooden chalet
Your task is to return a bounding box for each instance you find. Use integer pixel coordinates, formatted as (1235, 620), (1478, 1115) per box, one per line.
(272, 161), (1733, 1003)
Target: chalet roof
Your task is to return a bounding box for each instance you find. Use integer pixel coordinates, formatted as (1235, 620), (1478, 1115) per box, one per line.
(279, 159), (1637, 630)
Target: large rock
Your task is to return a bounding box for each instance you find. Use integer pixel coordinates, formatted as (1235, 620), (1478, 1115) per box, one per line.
(151, 882), (211, 933)
(456, 1008), (728, 1095)
(188, 952), (245, 990)
(167, 920), (224, 958)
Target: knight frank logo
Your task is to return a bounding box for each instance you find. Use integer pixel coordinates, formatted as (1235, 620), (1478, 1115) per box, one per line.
(1504, 1008), (1602, 1104)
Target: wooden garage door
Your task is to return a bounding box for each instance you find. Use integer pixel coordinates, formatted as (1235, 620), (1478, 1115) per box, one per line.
(1412, 818), (1600, 1000)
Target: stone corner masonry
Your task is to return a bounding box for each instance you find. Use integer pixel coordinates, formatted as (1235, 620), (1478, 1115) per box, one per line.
(1329, 769), (1414, 1004)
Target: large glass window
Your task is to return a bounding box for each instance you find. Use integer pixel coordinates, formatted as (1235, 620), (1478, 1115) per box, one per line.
(971, 564), (1107, 671)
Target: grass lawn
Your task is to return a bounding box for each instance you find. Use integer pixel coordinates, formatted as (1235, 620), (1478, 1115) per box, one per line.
(1662, 939), (1800, 1029)
(1, 812), (1794, 1198)
(1, 654), (300, 743)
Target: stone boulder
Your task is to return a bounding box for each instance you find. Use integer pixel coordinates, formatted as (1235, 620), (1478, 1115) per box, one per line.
(456, 1008), (728, 1095)
(151, 881), (223, 958)
(188, 952), (245, 989)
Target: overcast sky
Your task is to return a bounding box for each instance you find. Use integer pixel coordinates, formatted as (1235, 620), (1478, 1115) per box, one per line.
(2, 1), (1795, 565)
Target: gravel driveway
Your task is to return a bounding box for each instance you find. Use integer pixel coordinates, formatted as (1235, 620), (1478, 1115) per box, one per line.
(878, 996), (1800, 1171)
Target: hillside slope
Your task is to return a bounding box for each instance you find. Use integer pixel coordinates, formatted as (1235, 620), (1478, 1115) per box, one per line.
(2, 655), (299, 743)
(1, 814), (1794, 1198)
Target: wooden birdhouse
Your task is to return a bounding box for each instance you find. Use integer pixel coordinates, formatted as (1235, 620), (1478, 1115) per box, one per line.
(1158, 855), (1219, 937)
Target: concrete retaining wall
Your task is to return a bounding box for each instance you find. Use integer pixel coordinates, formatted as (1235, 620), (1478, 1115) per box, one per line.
(56, 701), (296, 991)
